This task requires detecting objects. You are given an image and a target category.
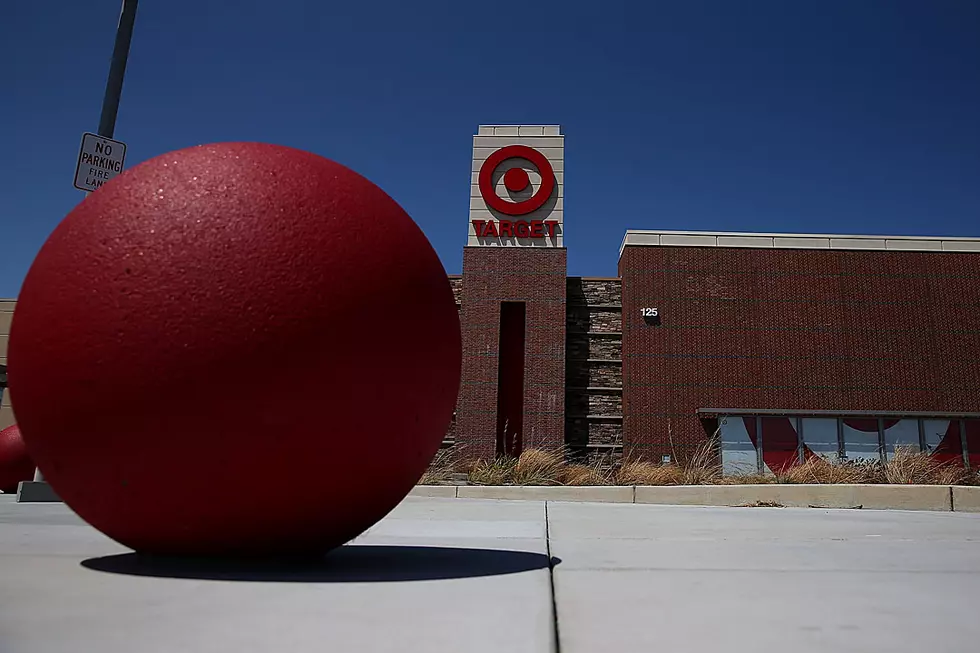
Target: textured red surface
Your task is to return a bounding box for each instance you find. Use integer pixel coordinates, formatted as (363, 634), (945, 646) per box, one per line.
(456, 247), (566, 461)
(8, 142), (461, 556)
(620, 245), (980, 460)
(0, 424), (34, 493)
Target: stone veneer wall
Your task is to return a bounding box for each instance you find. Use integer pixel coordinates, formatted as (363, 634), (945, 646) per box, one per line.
(565, 278), (623, 460)
(0, 300), (13, 430)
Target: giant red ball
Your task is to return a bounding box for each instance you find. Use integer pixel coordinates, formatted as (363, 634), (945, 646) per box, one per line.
(0, 424), (35, 493)
(8, 142), (461, 556)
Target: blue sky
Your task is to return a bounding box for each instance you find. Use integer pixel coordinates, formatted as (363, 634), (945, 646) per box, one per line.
(2, 0), (978, 297)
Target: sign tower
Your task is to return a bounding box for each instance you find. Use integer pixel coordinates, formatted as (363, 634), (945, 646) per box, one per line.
(456, 125), (567, 460)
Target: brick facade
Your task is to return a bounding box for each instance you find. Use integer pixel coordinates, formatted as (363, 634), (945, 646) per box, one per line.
(444, 276), (463, 445)
(620, 245), (980, 462)
(7, 238), (977, 465)
(454, 247), (567, 461)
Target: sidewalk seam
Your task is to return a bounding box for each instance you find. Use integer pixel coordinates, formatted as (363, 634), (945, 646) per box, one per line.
(545, 501), (561, 653)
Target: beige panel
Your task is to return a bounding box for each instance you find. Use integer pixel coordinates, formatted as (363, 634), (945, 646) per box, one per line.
(659, 234), (717, 247)
(472, 158), (564, 173)
(0, 301), (15, 311)
(0, 405), (14, 430)
(623, 233), (660, 247)
(473, 136), (565, 149)
(492, 126), (519, 136)
(471, 183), (564, 199)
(543, 125), (560, 136)
(830, 238), (888, 250)
(466, 237), (561, 248)
(477, 125), (494, 135)
(885, 239), (943, 251)
(472, 171), (564, 185)
(773, 237), (831, 249)
(473, 147), (563, 162)
(469, 196), (564, 212)
(716, 236), (775, 248)
(518, 125), (544, 136)
(0, 335), (7, 358)
(1, 387), (10, 407)
(0, 311), (13, 334)
(942, 240), (980, 252)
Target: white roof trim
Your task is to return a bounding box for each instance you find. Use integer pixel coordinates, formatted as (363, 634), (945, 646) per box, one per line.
(619, 229), (980, 257)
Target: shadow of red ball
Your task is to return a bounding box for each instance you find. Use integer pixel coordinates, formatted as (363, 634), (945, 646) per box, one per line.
(0, 424), (35, 493)
(8, 142), (461, 556)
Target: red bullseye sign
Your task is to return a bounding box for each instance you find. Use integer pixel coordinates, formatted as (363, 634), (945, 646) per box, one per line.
(478, 145), (555, 216)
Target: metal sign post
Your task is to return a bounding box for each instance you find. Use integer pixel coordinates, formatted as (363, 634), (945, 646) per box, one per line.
(73, 0), (139, 194)
(21, 1), (140, 503)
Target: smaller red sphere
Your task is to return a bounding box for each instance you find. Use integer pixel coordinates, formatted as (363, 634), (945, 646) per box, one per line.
(0, 424), (34, 493)
(503, 167), (530, 193)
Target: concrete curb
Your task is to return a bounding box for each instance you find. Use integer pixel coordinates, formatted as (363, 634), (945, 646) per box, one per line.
(952, 486), (980, 512)
(457, 485), (634, 503)
(634, 484), (953, 511)
(409, 485), (458, 498)
(410, 484), (979, 512)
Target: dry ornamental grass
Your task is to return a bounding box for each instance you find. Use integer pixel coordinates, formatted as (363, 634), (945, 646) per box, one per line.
(420, 442), (979, 486)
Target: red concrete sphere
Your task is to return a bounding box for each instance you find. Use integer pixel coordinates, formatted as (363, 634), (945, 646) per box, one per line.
(8, 142), (461, 556)
(0, 424), (35, 493)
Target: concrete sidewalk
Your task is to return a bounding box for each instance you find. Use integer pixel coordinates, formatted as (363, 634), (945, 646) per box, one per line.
(1, 494), (979, 652)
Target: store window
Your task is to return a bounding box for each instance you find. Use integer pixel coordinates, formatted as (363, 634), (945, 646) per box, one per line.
(882, 420), (921, 460)
(719, 416), (760, 475)
(714, 414), (976, 476)
(965, 420), (980, 469)
(923, 419), (961, 465)
(800, 418), (839, 462)
(841, 419), (881, 463)
(761, 417), (800, 474)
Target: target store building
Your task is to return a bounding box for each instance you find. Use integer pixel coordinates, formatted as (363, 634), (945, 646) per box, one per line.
(2, 125), (980, 475)
(448, 124), (980, 473)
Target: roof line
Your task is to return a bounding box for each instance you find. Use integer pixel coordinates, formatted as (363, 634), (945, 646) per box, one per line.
(620, 229), (980, 257)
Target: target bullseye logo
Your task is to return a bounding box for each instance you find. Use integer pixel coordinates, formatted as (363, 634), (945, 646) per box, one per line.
(478, 145), (555, 216)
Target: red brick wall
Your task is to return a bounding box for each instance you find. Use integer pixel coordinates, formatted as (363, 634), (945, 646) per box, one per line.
(456, 247), (567, 461)
(620, 246), (980, 461)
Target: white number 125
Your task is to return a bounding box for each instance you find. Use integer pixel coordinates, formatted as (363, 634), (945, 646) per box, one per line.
(640, 308), (659, 317)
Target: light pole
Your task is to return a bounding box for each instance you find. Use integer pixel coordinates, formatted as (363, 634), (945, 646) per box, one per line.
(18, 0), (140, 502)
